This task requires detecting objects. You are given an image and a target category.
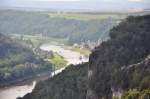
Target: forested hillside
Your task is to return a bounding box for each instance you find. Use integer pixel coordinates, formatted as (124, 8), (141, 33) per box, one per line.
(88, 15), (150, 99)
(19, 63), (88, 99)
(0, 10), (125, 43)
(20, 15), (150, 99)
(0, 33), (52, 86)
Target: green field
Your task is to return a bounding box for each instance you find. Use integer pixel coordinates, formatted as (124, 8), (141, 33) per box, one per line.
(47, 53), (67, 70)
(48, 12), (126, 20)
(10, 34), (69, 46)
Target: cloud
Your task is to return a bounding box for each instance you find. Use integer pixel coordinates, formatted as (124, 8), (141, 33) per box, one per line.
(128, 0), (144, 2)
(23, 0), (82, 1)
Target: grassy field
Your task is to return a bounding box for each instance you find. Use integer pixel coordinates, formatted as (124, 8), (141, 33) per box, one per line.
(10, 34), (69, 46)
(47, 12), (126, 20)
(70, 47), (91, 58)
(47, 53), (67, 70)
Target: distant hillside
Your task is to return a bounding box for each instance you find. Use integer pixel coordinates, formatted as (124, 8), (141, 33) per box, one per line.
(20, 15), (150, 99)
(0, 10), (125, 43)
(0, 33), (52, 86)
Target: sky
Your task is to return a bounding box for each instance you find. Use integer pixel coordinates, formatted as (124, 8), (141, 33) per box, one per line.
(0, 0), (150, 11)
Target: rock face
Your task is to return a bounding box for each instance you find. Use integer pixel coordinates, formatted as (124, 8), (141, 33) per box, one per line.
(87, 15), (150, 99)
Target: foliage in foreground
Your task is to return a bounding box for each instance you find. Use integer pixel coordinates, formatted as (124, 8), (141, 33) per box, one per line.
(122, 89), (150, 99)
(88, 15), (150, 98)
(19, 63), (88, 99)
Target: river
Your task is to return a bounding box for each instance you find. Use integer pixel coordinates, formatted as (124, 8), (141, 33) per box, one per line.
(0, 43), (88, 99)
(40, 43), (88, 65)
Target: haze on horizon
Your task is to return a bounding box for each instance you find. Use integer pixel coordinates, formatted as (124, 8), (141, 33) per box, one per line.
(0, 0), (150, 11)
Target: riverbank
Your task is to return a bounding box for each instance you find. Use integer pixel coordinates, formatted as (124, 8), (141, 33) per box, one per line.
(0, 70), (51, 88)
(40, 43), (89, 65)
(0, 66), (68, 99)
(46, 52), (67, 70)
(0, 43), (89, 99)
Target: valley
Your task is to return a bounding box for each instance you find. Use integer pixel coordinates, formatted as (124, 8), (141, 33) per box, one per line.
(20, 15), (150, 99)
(0, 8), (150, 99)
(0, 41), (88, 99)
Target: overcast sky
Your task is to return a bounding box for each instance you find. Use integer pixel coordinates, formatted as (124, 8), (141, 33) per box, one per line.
(0, 0), (150, 11)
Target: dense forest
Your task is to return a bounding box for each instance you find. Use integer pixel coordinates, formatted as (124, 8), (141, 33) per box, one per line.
(20, 15), (150, 99)
(0, 33), (52, 86)
(19, 63), (88, 99)
(0, 10), (125, 43)
(88, 15), (150, 99)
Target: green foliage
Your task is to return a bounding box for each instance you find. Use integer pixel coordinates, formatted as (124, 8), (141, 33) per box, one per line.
(122, 89), (140, 99)
(47, 53), (67, 70)
(21, 63), (88, 99)
(140, 89), (150, 99)
(0, 33), (52, 86)
(112, 96), (119, 99)
(89, 15), (150, 98)
(122, 89), (150, 99)
(11, 34), (69, 47)
(20, 15), (150, 99)
(0, 10), (123, 43)
(48, 12), (125, 20)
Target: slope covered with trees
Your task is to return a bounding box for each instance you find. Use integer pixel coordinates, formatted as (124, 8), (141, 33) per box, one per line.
(20, 15), (150, 99)
(0, 10), (124, 43)
(19, 63), (88, 99)
(88, 15), (150, 99)
(0, 33), (52, 86)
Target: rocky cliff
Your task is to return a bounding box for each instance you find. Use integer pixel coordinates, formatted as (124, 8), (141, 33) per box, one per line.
(87, 15), (150, 99)
(20, 15), (150, 99)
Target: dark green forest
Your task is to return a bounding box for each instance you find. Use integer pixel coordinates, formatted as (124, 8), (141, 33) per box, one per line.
(0, 33), (52, 86)
(19, 63), (88, 99)
(0, 10), (124, 43)
(20, 15), (150, 99)
(88, 15), (150, 99)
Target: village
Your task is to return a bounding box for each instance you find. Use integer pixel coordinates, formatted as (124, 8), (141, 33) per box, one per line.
(73, 39), (104, 51)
